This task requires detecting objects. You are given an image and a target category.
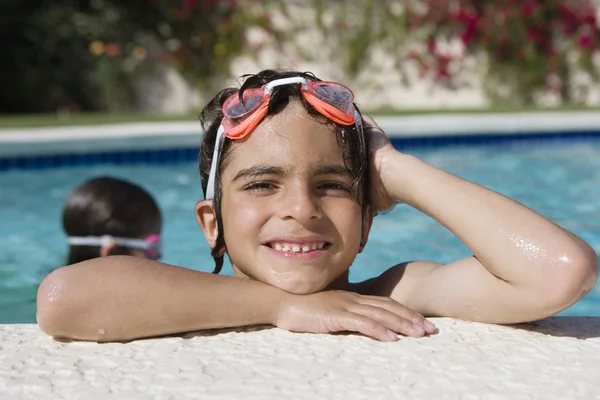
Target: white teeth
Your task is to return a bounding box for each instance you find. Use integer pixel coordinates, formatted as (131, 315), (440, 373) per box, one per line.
(270, 242), (327, 253)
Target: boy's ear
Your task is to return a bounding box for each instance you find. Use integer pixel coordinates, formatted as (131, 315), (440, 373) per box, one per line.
(196, 200), (219, 248)
(359, 205), (375, 253)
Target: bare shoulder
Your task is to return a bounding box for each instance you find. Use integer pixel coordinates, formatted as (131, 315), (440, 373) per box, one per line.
(356, 261), (442, 303)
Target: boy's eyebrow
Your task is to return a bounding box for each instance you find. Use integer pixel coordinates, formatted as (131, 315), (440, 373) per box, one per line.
(312, 165), (352, 178)
(232, 164), (352, 182)
(232, 165), (285, 182)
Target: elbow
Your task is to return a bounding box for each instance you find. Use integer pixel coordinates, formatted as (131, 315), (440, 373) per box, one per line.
(536, 244), (598, 317)
(36, 267), (79, 340)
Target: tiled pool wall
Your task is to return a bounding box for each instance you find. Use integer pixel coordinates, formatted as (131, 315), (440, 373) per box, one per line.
(2, 112), (600, 170)
(1, 129), (600, 171)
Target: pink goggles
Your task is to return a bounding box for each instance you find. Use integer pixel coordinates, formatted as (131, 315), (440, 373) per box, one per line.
(205, 76), (364, 199)
(67, 234), (162, 260)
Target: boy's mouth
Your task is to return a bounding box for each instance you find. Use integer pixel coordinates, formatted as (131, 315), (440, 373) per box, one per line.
(266, 241), (330, 253)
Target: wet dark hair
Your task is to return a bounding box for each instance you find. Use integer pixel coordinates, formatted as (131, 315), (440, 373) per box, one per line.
(199, 69), (370, 274)
(62, 176), (162, 265)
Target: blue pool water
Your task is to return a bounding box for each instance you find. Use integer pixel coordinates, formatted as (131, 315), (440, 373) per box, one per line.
(1, 138), (599, 323)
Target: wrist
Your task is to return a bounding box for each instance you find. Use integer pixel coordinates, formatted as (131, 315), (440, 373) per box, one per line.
(267, 288), (295, 327)
(379, 151), (420, 203)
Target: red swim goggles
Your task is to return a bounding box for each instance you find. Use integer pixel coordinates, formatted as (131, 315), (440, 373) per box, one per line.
(205, 76), (364, 199)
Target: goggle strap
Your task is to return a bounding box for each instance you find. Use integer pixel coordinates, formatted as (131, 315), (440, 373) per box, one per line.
(206, 124), (225, 200)
(67, 235), (158, 250)
(264, 76), (307, 94)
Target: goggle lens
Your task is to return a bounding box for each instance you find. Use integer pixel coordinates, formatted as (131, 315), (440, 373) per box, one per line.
(223, 88), (265, 127)
(311, 82), (354, 113)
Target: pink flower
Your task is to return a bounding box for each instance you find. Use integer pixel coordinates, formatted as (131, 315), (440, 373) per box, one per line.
(460, 19), (478, 45)
(522, 1), (537, 17)
(427, 38), (436, 52)
(527, 27), (543, 43)
(183, 0), (198, 10)
(456, 7), (470, 23)
(437, 67), (451, 79)
(579, 34), (591, 48)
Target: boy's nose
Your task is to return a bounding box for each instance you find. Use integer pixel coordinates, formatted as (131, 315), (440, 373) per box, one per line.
(277, 185), (323, 223)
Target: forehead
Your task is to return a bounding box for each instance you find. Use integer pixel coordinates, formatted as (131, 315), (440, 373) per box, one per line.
(224, 101), (346, 171)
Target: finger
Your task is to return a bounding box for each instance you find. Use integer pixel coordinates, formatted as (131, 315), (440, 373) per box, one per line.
(361, 115), (379, 129)
(357, 296), (437, 334)
(338, 312), (399, 342)
(351, 304), (426, 338)
(362, 115), (387, 134)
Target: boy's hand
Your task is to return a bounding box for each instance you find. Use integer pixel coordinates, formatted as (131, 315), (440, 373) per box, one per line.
(274, 290), (437, 341)
(362, 115), (397, 212)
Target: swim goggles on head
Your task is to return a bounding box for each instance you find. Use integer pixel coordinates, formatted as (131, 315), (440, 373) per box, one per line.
(67, 234), (162, 260)
(205, 76), (364, 200)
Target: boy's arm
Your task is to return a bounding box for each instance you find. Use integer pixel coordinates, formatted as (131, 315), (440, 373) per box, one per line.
(36, 256), (286, 342)
(373, 152), (597, 323)
(37, 255), (436, 342)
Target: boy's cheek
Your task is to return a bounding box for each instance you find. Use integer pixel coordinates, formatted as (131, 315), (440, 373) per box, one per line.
(229, 206), (266, 227)
(224, 196), (267, 224)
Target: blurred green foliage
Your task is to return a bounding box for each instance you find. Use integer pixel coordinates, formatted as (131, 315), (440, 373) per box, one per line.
(2, 0), (277, 113)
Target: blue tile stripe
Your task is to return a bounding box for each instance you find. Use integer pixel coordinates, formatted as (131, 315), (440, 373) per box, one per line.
(392, 130), (600, 148)
(0, 148), (200, 171)
(1, 130), (599, 171)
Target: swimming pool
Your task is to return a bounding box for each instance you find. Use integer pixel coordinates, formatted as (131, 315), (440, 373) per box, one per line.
(1, 136), (599, 323)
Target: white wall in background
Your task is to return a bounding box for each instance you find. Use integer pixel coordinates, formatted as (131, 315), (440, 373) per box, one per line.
(133, 5), (600, 114)
(132, 65), (202, 115)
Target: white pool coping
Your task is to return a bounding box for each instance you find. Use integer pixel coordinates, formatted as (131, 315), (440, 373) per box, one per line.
(2, 317), (599, 399)
(1, 111), (599, 157)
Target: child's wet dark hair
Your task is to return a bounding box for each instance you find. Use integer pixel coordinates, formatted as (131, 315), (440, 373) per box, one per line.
(198, 69), (370, 274)
(62, 176), (162, 264)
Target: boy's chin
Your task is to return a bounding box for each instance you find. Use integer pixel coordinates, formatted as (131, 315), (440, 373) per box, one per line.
(271, 279), (329, 295)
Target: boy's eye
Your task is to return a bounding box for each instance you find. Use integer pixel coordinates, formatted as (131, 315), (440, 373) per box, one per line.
(241, 180), (353, 195)
(243, 182), (277, 192)
(317, 181), (352, 193)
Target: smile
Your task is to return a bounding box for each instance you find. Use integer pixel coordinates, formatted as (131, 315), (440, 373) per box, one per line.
(268, 241), (329, 253)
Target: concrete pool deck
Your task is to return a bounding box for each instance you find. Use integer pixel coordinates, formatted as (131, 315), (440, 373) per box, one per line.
(2, 317), (600, 399)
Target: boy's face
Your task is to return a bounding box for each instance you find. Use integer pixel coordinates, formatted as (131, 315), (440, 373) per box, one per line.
(218, 100), (370, 294)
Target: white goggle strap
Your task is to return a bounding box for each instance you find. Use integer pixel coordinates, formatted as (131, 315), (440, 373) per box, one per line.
(67, 236), (154, 250)
(264, 77), (307, 94)
(205, 124), (225, 200)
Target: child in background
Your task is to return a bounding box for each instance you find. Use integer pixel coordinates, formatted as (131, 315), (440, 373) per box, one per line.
(62, 176), (162, 264)
(38, 70), (597, 342)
